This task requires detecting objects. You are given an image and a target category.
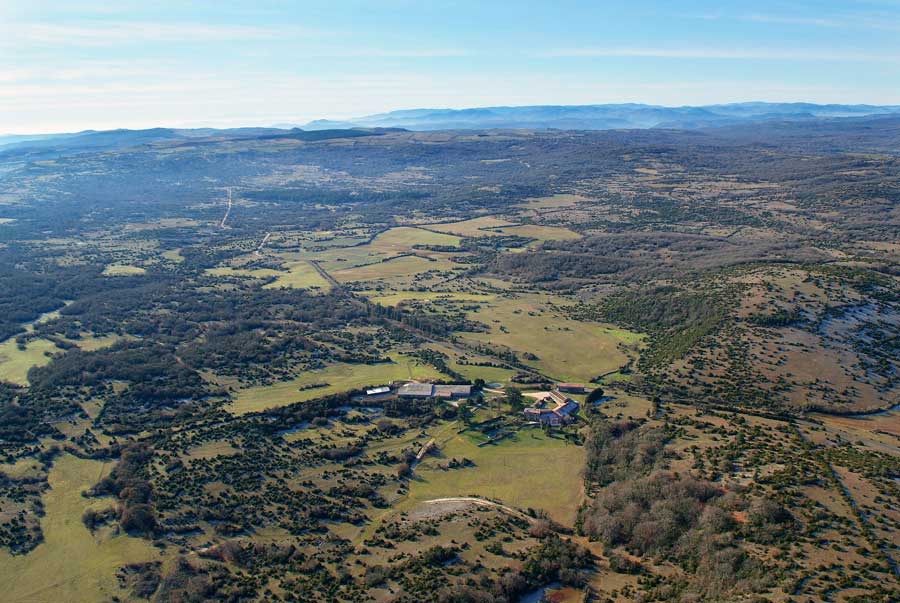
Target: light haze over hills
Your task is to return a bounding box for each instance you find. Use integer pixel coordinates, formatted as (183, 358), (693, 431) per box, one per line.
(5, 1), (900, 133)
(4, 102), (900, 152)
(298, 102), (900, 131)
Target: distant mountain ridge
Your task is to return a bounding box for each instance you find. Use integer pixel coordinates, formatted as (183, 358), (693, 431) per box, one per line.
(3, 103), (900, 162)
(300, 102), (900, 131)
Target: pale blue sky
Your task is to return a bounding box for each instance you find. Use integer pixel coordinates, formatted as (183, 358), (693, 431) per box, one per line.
(2, 0), (899, 133)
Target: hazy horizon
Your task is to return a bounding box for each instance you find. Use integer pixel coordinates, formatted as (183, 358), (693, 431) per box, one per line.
(3, 0), (900, 134)
(3, 99), (900, 137)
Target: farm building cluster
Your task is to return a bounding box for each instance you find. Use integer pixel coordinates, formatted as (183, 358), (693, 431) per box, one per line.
(398, 383), (472, 399)
(523, 390), (580, 426)
(356, 382), (473, 403)
(355, 379), (584, 426)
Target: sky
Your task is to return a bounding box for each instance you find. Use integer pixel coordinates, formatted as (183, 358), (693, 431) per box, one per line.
(2, 0), (900, 133)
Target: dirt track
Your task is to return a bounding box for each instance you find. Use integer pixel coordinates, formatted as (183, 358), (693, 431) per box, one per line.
(413, 496), (537, 523)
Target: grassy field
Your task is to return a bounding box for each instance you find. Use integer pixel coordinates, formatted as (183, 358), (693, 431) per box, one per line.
(69, 333), (125, 352)
(297, 245), (387, 272)
(363, 291), (495, 307)
(515, 194), (589, 210)
(123, 218), (200, 232)
(161, 248), (184, 263)
(595, 394), (654, 421)
(460, 295), (641, 383)
(205, 266), (283, 280)
(0, 456), (43, 479)
(185, 440), (241, 460)
(423, 342), (518, 384)
(229, 354), (445, 414)
(424, 217), (516, 237)
(368, 227), (461, 250)
(404, 427), (585, 525)
(0, 455), (158, 603)
(263, 261), (331, 290)
(297, 227), (461, 276)
(496, 224), (582, 241)
(102, 264), (146, 276)
(596, 370), (634, 384)
(331, 255), (456, 284)
(0, 337), (59, 385)
(450, 363), (518, 384)
(597, 325), (643, 345)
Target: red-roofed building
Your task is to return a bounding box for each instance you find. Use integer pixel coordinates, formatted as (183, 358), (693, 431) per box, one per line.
(523, 390), (579, 426)
(556, 383), (586, 393)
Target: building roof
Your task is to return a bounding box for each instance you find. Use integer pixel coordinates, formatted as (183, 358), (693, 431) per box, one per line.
(555, 400), (579, 416)
(366, 386), (391, 395)
(547, 390), (569, 405)
(524, 408), (553, 416)
(524, 389), (579, 420)
(398, 382), (435, 397)
(434, 384), (471, 398)
(557, 382), (585, 390)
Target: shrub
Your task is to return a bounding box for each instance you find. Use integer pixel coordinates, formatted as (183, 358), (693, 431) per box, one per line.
(120, 503), (157, 534)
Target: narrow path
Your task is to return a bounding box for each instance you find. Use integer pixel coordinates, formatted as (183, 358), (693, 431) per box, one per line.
(793, 422), (900, 579)
(420, 496), (537, 523)
(219, 188), (232, 228)
(307, 259), (340, 289)
(255, 232), (271, 256)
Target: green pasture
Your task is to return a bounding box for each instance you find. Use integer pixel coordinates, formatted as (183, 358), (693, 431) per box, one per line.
(229, 353), (445, 415)
(0, 455), (158, 603)
(405, 427), (585, 525)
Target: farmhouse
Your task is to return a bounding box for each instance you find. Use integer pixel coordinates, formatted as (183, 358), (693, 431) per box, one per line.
(524, 390), (579, 426)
